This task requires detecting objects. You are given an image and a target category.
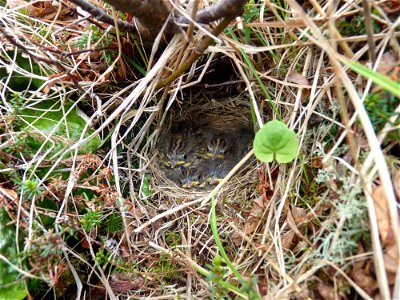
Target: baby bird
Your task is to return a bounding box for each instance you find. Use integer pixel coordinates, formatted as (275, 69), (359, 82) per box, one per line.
(206, 136), (228, 160)
(161, 128), (199, 169)
(198, 129), (230, 160)
(179, 170), (203, 189)
(204, 158), (236, 185)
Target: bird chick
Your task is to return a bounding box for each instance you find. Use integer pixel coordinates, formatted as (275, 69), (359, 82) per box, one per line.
(206, 136), (228, 160)
(205, 159), (236, 185)
(179, 170), (203, 189)
(197, 129), (230, 160)
(161, 128), (199, 169)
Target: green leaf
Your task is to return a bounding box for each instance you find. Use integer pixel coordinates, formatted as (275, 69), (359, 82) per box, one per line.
(18, 101), (101, 158)
(140, 174), (152, 197)
(0, 50), (44, 92)
(343, 59), (400, 98)
(0, 208), (28, 300)
(253, 120), (299, 163)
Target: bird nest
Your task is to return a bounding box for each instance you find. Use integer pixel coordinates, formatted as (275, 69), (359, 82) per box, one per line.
(149, 93), (257, 201)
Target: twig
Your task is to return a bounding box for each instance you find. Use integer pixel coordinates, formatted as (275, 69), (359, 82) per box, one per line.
(194, 0), (248, 24)
(67, 0), (138, 33)
(363, 0), (376, 64)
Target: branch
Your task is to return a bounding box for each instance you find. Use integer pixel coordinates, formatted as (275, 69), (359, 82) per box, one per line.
(194, 0), (248, 24)
(67, 0), (138, 33)
(101, 0), (174, 36)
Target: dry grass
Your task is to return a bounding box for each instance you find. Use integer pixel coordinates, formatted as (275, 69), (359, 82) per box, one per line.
(0, 0), (399, 299)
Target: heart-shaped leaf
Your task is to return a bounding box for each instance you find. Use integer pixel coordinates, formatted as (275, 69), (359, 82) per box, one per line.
(253, 120), (299, 163)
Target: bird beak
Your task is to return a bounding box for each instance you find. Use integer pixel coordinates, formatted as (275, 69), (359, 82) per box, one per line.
(209, 177), (223, 185)
(182, 180), (199, 189)
(206, 152), (224, 160)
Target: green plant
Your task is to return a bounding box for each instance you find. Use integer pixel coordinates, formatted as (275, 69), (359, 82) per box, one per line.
(17, 100), (101, 159)
(314, 159), (368, 263)
(342, 59), (400, 98)
(0, 208), (28, 300)
(14, 178), (44, 199)
(253, 120), (299, 163)
(140, 173), (152, 197)
(95, 248), (110, 266)
(103, 211), (123, 233)
(207, 255), (230, 298)
(209, 194), (261, 299)
(338, 15), (380, 36)
(364, 92), (400, 142)
(80, 208), (103, 231)
(0, 50), (44, 92)
(74, 24), (117, 64)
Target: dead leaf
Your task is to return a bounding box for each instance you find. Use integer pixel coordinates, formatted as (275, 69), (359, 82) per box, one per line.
(393, 170), (400, 200)
(89, 284), (107, 300)
(109, 272), (144, 292)
(244, 217), (260, 235)
(295, 285), (310, 299)
(372, 185), (394, 245)
(291, 206), (307, 224)
(316, 282), (335, 300)
(77, 231), (90, 249)
(287, 209), (312, 246)
(243, 201), (264, 235)
(383, 243), (399, 274)
(311, 156), (323, 169)
(287, 70), (310, 86)
(257, 276), (269, 296)
(32, 2), (56, 17)
(281, 231), (295, 250)
(382, 0), (400, 14)
(351, 266), (378, 296)
(377, 52), (398, 75)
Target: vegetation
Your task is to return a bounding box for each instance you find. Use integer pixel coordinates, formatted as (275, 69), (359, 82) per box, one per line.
(0, 0), (399, 299)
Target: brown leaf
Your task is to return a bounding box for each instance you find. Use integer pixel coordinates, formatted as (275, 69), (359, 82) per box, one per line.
(372, 185), (394, 245)
(117, 57), (127, 80)
(377, 52), (398, 75)
(287, 70), (310, 86)
(295, 285), (310, 299)
(311, 156), (323, 169)
(77, 231), (90, 249)
(383, 243), (399, 274)
(244, 217), (259, 235)
(287, 209), (312, 246)
(281, 231), (295, 250)
(393, 170), (400, 200)
(109, 272), (144, 292)
(316, 282), (335, 300)
(89, 284), (107, 300)
(291, 206), (307, 224)
(0, 187), (18, 202)
(351, 265), (378, 296)
(28, 1), (56, 17)
(244, 201), (264, 235)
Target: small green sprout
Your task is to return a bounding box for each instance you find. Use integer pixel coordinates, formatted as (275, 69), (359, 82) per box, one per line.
(253, 120), (299, 163)
(80, 208), (103, 231)
(15, 178), (44, 199)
